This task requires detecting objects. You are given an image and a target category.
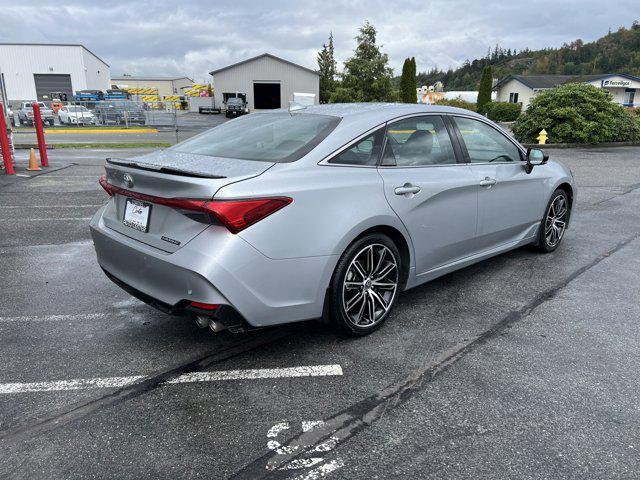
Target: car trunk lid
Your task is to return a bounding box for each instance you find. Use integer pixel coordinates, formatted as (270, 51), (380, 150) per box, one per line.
(102, 150), (274, 253)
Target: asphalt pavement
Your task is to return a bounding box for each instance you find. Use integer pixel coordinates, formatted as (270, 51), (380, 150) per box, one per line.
(0, 146), (639, 479)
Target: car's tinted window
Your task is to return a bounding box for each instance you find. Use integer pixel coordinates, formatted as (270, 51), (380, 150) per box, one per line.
(382, 116), (456, 166)
(171, 113), (340, 163)
(454, 117), (522, 163)
(328, 131), (382, 166)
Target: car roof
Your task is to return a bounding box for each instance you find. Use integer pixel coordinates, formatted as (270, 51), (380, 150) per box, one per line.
(297, 102), (482, 121)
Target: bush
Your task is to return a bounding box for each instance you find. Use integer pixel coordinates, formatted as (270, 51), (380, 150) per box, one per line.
(329, 87), (359, 103)
(484, 102), (521, 122)
(434, 96), (476, 112)
(512, 83), (640, 143)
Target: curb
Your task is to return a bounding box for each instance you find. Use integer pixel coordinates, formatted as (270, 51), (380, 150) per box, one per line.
(13, 143), (170, 150)
(522, 141), (640, 149)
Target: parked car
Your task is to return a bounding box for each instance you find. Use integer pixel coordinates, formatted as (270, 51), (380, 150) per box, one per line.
(225, 97), (249, 117)
(94, 101), (145, 125)
(17, 102), (55, 126)
(91, 104), (576, 336)
(58, 105), (96, 125)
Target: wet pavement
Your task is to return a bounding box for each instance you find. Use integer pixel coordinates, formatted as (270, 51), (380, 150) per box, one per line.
(0, 146), (639, 479)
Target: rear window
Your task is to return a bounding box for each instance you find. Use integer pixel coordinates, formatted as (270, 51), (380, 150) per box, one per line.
(170, 113), (341, 163)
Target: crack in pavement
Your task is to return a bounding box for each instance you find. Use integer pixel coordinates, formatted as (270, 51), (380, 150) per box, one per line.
(229, 232), (640, 480)
(0, 326), (296, 447)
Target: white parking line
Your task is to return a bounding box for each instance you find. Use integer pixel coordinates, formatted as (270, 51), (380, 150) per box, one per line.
(0, 313), (108, 323)
(0, 365), (343, 394)
(0, 205), (103, 209)
(20, 217), (92, 221)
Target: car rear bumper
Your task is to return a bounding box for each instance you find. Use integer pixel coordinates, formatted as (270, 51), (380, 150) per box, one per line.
(90, 207), (338, 327)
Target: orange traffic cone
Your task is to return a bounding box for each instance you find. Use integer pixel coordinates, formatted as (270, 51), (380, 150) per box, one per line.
(26, 148), (41, 171)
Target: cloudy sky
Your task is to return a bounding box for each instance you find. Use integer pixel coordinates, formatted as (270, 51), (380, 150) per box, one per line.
(0, 0), (637, 82)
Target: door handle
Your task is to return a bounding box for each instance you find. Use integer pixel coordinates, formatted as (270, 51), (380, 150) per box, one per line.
(479, 177), (497, 187)
(394, 183), (421, 196)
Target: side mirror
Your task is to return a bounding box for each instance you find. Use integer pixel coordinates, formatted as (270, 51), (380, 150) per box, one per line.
(525, 148), (548, 173)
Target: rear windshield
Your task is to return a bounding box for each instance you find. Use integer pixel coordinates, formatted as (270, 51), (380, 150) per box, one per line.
(170, 113), (341, 163)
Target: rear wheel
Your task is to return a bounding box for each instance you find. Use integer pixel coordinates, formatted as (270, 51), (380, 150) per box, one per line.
(328, 234), (401, 336)
(536, 189), (569, 252)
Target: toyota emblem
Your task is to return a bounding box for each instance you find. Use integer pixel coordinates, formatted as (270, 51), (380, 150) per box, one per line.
(123, 173), (134, 188)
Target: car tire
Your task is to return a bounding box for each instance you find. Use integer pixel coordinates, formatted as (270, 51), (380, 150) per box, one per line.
(536, 188), (570, 253)
(327, 233), (401, 336)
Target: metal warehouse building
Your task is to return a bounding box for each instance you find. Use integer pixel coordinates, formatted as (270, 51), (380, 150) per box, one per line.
(111, 75), (193, 97)
(0, 43), (111, 105)
(209, 53), (319, 110)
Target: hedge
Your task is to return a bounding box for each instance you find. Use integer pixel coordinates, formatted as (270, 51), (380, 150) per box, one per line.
(512, 83), (640, 144)
(484, 102), (521, 122)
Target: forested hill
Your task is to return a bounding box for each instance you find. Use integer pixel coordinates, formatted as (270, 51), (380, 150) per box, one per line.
(413, 21), (640, 91)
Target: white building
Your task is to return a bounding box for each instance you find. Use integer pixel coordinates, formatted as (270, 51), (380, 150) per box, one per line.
(494, 73), (640, 110)
(209, 53), (319, 111)
(0, 43), (111, 105)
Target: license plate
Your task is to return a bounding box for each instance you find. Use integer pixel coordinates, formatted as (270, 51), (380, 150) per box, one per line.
(123, 199), (151, 232)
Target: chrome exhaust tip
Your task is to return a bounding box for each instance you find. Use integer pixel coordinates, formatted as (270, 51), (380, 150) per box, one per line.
(209, 319), (227, 333)
(194, 315), (209, 329)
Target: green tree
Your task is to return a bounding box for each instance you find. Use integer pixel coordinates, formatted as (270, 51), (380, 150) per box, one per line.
(399, 58), (415, 103)
(477, 65), (493, 114)
(512, 83), (640, 143)
(339, 21), (394, 102)
(317, 32), (338, 103)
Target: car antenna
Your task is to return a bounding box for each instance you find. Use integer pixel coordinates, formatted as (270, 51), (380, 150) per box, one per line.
(288, 101), (306, 115)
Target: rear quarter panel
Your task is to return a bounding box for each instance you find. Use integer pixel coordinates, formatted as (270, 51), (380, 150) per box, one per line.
(217, 163), (414, 265)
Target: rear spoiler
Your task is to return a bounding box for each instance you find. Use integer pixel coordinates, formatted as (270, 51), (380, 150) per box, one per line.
(107, 157), (227, 179)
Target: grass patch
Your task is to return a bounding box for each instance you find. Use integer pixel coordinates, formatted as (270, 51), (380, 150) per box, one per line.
(50, 142), (171, 149)
(14, 125), (157, 132)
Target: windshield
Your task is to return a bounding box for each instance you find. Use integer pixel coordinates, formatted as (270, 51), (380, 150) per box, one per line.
(227, 98), (243, 105)
(170, 113), (340, 162)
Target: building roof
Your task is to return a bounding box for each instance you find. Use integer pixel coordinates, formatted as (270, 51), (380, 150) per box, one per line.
(209, 53), (318, 76)
(0, 42), (109, 67)
(495, 73), (640, 90)
(112, 75), (194, 82)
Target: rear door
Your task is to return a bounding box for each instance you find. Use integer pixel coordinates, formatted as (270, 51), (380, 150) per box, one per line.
(451, 115), (545, 251)
(377, 115), (478, 276)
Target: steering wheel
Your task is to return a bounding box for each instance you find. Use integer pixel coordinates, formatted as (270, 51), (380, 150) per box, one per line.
(488, 154), (512, 163)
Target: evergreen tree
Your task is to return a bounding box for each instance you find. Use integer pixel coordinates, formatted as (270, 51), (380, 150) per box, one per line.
(399, 58), (415, 103)
(317, 32), (337, 103)
(340, 21), (394, 102)
(477, 66), (493, 114)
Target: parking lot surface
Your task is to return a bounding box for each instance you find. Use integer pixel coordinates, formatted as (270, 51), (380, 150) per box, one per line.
(0, 146), (639, 479)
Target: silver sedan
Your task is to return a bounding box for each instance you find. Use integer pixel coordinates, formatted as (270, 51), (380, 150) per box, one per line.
(90, 104), (576, 336)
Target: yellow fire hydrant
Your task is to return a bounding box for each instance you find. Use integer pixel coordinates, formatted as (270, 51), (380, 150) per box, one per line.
(537, 129), (548, 145)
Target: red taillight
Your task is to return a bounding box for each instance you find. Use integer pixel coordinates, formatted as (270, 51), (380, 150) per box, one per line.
(206, 197), (292, 233)
(99, 175), (113, 196)
(99, 178), (291, 233)
(190, 301), (219, 310)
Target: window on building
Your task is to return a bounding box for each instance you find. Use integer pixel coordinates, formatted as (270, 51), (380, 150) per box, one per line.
(509, 92), (519, 103)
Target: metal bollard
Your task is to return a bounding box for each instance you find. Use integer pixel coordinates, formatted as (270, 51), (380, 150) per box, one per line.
(0, 102), (15, 175)
(32, 102), (48, 167)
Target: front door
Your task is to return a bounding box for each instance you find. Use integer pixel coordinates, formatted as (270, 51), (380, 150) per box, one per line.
(452, 116), (545, 251)
(377, 115), (478, 276)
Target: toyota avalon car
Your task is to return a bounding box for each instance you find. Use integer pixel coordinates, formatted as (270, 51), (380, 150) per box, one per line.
(90, 103), (575, 336)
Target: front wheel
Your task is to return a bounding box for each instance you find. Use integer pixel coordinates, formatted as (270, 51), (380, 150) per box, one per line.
(536, 189), (570, 253)
(328, 233), (401, 336)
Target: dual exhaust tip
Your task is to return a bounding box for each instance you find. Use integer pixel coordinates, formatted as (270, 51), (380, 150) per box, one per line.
(194, 315), (226, 333)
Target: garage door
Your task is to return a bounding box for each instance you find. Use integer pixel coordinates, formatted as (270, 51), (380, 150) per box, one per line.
(34, 74), (73, 101)
(253, 82), (281, 109)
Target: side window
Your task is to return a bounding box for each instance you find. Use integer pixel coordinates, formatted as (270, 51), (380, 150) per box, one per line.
(329, 130), (382, 166)
(454, 117), (522, 163)
(382, 116), (456, 166)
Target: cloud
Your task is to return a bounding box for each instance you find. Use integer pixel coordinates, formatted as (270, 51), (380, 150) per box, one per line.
(0, 0), (637, 82)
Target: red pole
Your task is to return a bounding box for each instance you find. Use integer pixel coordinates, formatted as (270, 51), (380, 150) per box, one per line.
(0, 102), (15, 175)
(32, 102), (48, 167)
